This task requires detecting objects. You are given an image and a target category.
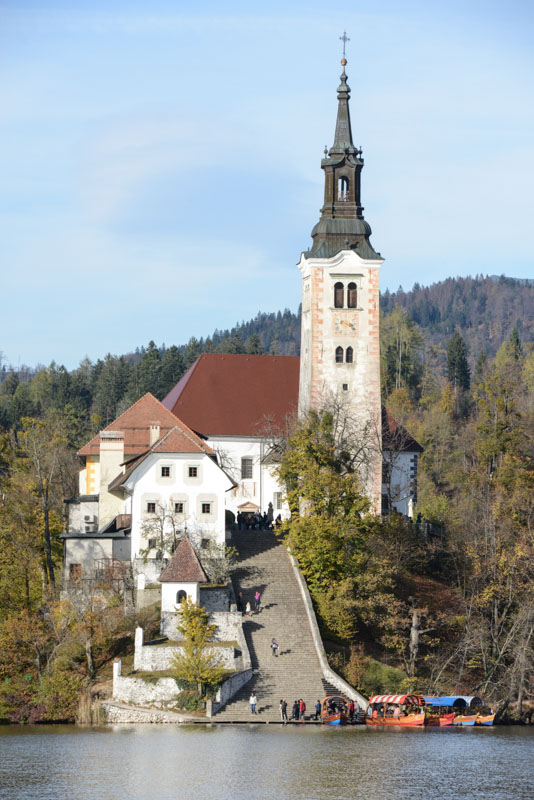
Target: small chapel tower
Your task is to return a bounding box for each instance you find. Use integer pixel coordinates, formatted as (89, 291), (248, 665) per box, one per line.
(298, 51), (383, 509)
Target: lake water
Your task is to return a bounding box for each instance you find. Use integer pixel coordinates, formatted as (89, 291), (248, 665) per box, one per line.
(1, 724), (533, 800)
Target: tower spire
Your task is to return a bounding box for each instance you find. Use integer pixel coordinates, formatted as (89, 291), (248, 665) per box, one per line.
(306, 42), (380, 261)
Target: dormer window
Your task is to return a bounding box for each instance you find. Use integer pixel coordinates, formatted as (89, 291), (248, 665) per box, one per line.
(334, 282), (344, 308)
(347, 282), (357, 308)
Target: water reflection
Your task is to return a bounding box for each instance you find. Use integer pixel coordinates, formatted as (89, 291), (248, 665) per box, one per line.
(1, 724), (533, 800)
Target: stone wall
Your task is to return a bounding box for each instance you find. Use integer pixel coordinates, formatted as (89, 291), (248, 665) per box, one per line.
(113, 675), (179, 705)
(199, 586), (230, 613)
(160, 610), (241, 642)
(134, 640), (238, 672)
(102, 701), (193, 724)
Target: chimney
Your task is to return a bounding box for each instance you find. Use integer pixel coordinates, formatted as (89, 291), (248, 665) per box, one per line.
(149, 422), (161, 446)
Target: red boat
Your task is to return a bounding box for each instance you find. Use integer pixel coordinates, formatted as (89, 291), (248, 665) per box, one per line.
(365, 694), (426, 726)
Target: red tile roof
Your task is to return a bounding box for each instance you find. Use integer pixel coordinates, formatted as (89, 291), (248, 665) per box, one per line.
(162, 354), (300, 437)
(382, 408), (423, 453)
(107, 423), (218, 492)
(151, 424), (214, 456)
(78, 393), (190, 457)
(159, 537), (208, 583)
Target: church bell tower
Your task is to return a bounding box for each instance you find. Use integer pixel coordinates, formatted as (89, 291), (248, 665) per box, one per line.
(298, 50), (383, 510)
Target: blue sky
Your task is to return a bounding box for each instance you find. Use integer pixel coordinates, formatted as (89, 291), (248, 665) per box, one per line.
(1, 0), (533, 368)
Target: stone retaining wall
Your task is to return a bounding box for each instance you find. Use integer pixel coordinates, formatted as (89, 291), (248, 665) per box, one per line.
(102, 701), (193, 724)
(288, 551), (368, 710)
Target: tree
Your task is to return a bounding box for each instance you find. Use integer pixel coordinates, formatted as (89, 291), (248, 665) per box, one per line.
(446, 331), (470, 391)
(197, 542), (237, 585)
(138, 501), (186, 558)
(17, 413), (78, 590)
(245, 333), (263, 355)
(172, 597), (225, 696)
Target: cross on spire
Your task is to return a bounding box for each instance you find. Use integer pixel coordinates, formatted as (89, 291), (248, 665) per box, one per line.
(339, 30), (350, 57)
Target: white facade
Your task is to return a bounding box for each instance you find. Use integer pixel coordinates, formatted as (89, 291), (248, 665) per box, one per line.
(121, 451), (233, 559)
(161, 580), (199, 612)
(206, 434), (289, 520)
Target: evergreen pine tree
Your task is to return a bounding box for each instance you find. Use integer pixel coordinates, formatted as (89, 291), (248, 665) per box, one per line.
(446, 331), (470, 391)
(508, 325), (523, 360)
(246, 333), (263, 354)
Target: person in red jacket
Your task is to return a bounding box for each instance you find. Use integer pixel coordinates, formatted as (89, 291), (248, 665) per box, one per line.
(299, 698), (306, 721)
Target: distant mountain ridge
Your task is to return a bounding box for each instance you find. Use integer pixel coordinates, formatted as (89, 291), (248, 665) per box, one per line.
(213, 274), (534, 362)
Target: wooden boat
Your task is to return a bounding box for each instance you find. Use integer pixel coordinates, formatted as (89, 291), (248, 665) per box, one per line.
(475, 714), (495, 726)
(424, 695), (493, 727)
(452, 715), (477, 726)
(366, 694), (426, 726)
(321, 695), (348, 725)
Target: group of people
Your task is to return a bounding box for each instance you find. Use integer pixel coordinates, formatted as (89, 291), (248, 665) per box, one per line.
(236, 510), (282, 531)
(237, 589), (262, 617)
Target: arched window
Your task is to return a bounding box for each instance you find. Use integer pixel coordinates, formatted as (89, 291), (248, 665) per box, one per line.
(346, 346), (353, 364)
(335, 346), (344, 364)
(337, 176), (349, 201)
(347, 282), (357, 308)
(334, 282), (344, 308)
(176, 590), (187, 605)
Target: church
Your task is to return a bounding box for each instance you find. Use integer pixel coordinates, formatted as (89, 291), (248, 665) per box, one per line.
(62, 54), (421, 587)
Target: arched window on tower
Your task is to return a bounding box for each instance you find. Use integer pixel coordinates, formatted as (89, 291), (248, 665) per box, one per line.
(176, 589), (187, 605)
(337, 176), (349, 201)
(335, 346), (344, 364)
(347, 282), (357, 308)
(346, 346), (353, 364)
(334, 282), (344, 308)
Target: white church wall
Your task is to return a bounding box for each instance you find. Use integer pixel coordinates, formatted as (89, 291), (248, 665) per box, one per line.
(207, 435), (289, 519)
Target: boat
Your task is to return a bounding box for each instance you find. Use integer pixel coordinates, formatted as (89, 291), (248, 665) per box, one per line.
(423, 696), (495, 726)
(365, 694), (426, 726)
(475, 714), (495, 726)
(321, 695), (349, 725)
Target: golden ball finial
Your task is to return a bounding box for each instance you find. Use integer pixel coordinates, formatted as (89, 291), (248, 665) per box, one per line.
(341, 57), (347, 66)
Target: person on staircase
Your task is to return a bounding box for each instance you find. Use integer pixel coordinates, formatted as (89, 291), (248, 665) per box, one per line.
(299, 699), (306, 721)
(280, 699), (288, 723)
(249, 693), (257, 715)
(315, 700), (321, 721)
(270, 638), (279, 657)
(291, 700), (299, 721)
(254, 590), (261, 613)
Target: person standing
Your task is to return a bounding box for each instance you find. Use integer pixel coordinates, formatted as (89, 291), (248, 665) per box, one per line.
(280, 699), (288, 723)
(245, 600), (251, 616)
(270, 638), (279, 657)
(254, 590), (261, 613)
(299, 699), (306, 721)
(315, 700), (321, 721)
(349, 699), (355, 723)
(250, 693), (257, 715)
(291, 700), (299, 721)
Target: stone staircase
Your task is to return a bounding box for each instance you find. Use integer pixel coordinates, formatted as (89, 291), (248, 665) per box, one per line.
(214, 528), (338, 722)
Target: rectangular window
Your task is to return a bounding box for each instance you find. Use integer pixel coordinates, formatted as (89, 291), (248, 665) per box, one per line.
(174, 502), (184, 514)
(201, 538), (210, 549)
(69, 563), (82, 581)
(274, 492), (282, 510)
(147, 502), (156, 513)
(241, 457), (253, 479)
(342, 383), (348, 391)
(201, 503), (211, 514)
(161, 466), (170, 477)
(188, 466), (198, 478)
(148, 538), (157, 550)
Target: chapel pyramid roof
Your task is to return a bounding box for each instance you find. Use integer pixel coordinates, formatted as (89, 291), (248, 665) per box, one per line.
(159, 537), (208, 584)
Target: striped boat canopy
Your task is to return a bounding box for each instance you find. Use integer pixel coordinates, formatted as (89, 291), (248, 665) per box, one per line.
(368, 695), (425, 705)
